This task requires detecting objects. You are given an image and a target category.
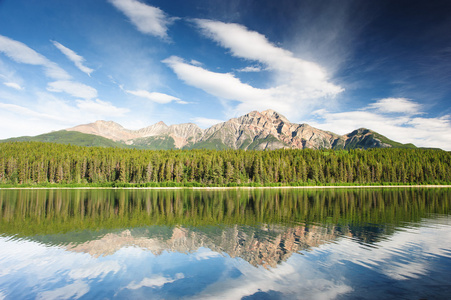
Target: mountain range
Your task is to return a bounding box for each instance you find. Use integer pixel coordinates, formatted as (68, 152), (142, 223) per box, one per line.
(1, 109), (416, 150)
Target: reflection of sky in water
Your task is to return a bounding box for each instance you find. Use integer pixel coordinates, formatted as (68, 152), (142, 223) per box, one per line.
(1, 218), (451, 299)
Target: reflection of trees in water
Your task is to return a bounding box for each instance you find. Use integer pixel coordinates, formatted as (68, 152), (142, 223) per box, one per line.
(0, 188), (449, 239)
(1, 188), (449, 267)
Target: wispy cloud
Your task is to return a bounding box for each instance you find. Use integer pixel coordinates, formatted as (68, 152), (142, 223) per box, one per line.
(192, 117), (224, 128)
(310, 98), (451, 150)
(0, 102), (64, 122)
(3, 82), (23, 90)
(125, 89), (187, 104)
(164, 21), (343, 119)
(37, 280), (89, 300)
(0, 35), (70, 80)
(194, 19), (343, 96)
(125, 273), (184, 290)
(76, 99), (129, 117)
(108, 0), (175, 39)
(236, 66), (262, 72)
(163, 56), (271, 103)
(367, 98), (422, 115)
(52, 41), (94, 76)
(47, 80), (98, 99)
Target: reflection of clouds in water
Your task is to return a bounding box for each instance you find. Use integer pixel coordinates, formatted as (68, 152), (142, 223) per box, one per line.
(184, 218), (451, 299)
(0, 218), (450, 299)
(194, 247), (223, 260)
(126, 273), (184, 290)
(69, 260), (121, 280)
(37, 280), (89, 300)
(0, 237), (124, 299)
(187, 257), (352, 300)
(0, 238), (85, 285)
(323, 218), (451, 281)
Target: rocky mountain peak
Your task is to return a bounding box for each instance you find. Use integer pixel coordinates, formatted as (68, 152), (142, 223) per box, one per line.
(261, 109), (290, 124)
(67, 120), (136, 141)
(61, 109), (412, 150)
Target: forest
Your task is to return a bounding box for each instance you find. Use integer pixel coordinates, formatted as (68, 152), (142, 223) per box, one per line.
(0, 141), (450, 186)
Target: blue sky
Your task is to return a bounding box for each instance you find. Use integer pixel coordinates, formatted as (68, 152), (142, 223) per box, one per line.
(0, 0), (450, 149)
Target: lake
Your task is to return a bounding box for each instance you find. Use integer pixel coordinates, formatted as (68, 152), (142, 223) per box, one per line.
(0, 188), (450, 299)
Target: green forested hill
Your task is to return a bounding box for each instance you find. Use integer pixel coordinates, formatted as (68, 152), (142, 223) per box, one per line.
(1, 131), (126, 148)
(0, 141), (449, 186)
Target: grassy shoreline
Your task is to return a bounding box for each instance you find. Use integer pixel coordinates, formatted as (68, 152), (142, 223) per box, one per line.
(1, 183), (450, 190)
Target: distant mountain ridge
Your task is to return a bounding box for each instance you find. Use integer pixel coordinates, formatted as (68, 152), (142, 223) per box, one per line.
(2, 109), (416, 150)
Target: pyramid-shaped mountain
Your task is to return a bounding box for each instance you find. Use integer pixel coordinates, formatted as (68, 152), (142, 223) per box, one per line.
(2, 109), (416, 150)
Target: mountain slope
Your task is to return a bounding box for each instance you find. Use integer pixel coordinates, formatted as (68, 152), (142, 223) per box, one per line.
(0, 131), (127, 148)
(0, 109), (417, 150)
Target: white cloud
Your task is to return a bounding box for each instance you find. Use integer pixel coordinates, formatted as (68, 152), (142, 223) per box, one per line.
(0, 35), (70, 80)
(164, 21), (343, 119)
(3, 82), (23, 90)
(194, 19), (343, 96)
(52, 41), (94, 76)
(125, 273), (184, 290)
(109, 0), (174, 39)
(76, 99), (129, 117)
(162, 56), (271, 103)
(126, 89), (186, 104)
(37, 280), (89, 300)
(195, 250), (222, 260)
(69, 261), (121, 280)
(236, 66), (262, 72)
(310, 99), (451, 150)
(368, 98), (422, 115)
(163, 56), (312, 119)
(47, 80), (98, 99)
(192, 117), (224, 128)
(0, 102), (63, 122)
(190, 59), (203, 66)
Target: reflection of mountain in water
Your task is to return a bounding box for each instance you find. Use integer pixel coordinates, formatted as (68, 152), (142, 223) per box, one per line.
(1, 188), (450, 267)
(67, 224), (344, 268)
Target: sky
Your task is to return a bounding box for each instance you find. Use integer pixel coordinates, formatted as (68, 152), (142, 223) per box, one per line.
(0, 0), (450, 149)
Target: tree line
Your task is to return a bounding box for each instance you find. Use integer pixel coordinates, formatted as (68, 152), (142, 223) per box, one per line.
(0, 141), (450, 186)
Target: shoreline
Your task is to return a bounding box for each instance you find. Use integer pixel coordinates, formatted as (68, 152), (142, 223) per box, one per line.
(1, 185), (451, 190)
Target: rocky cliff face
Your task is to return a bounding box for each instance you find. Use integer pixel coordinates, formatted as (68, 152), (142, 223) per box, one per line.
(65, 109), (408, 150)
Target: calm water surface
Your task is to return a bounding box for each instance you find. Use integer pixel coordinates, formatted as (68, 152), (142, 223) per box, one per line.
(0, 188), (450, 299)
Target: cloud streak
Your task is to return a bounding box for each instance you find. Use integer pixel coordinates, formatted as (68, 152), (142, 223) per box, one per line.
(76, 99), (129, 117)
(164, 21), (344, 120)
(163, 56), (270, 103)
(109, 0), (174, 39)
(194, 19), (343, 96)
(52, 41), (94, 76)
(47, 80), (98, 99)
(3, 82), (23, 90)
(192, 117), (224, 128)
(0, 35), (70, 80)
(367, 97), (422, 115)
(236, 66), (262, 72)
(125, 89), (187, 104)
